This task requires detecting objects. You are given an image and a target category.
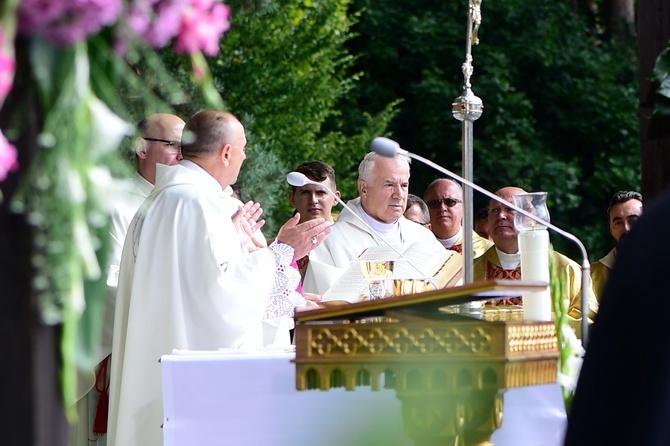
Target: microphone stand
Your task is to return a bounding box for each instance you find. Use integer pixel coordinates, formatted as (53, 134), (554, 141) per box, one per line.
(370, 142), (591, 346)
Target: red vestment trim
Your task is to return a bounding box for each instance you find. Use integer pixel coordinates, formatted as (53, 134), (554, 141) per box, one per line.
(486, 261), (522, 305)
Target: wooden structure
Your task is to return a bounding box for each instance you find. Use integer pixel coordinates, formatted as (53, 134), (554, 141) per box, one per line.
(639, 0), (670, 203)
(294, 281), (559, 446)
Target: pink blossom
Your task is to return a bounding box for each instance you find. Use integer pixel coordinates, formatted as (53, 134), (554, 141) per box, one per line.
(0, 130), (19, 182)
(0, 27), (16, 98)
(18, 0), (123, 46)
(175, 0), (230, 56)
(129, 0), (230, 55)
(16, 0), (67, 33)
(128, 0), (189, 48)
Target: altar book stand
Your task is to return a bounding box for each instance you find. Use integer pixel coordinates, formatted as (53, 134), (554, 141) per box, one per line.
(294, 280), (559, 446)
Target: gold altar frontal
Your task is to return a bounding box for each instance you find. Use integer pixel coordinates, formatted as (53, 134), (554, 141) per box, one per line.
(294, 280), (559, 446)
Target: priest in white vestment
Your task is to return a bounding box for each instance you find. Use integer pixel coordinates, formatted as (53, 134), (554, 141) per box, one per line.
(70, 113), (185, 446)
(107, 111), (331, 446)
(303, 151), (457, 297)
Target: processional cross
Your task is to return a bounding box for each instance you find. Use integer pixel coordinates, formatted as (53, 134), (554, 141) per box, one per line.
(452, 0), (484, 285)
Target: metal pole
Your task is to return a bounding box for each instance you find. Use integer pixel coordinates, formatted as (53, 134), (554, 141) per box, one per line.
(452, 0), (483, 284)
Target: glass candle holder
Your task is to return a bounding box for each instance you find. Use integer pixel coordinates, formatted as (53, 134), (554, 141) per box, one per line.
(513, 192), (552, 321)
(513, 192), (550, 232)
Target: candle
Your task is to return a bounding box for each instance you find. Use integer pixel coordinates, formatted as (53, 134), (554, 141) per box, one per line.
(519, 230), (551, 321)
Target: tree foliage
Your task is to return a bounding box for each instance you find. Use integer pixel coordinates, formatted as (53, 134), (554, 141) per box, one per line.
(204, 0), (397, 232)
(344, 0), (639, 261)
(158, 0), (639, 259)
(652, 44), (670, 117)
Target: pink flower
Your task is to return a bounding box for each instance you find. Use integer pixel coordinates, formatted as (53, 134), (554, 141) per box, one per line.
(128, 0), (189, 48)
(0, 27), (16, 98)
(175, 0), (230, 56)
(16, 0), (68, 33)
(18, 0), (123, 46)
(0, 130), (19, 182)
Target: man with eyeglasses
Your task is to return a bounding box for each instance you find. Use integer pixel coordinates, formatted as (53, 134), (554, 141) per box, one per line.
(473, 186), (598, 321)
(303, 151), (450, 297)
(424, 178), (492, 257)
(590, 190), (642, 303)
(108, 113), (186, 299)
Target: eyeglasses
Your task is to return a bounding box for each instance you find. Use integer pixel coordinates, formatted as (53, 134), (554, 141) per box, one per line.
(143, 137), (181, 153)
(426, 197), (463, 209)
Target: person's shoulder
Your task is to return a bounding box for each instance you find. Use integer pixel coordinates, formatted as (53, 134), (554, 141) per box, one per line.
(551, 250), (582, 271)
(471, 231), (493, 257)
(472, 231), (493, 247)
(110, 178), (148, 217)
(481, 244), (496, 257)
(158, 183), (210, 204)
(400, 216), (434, 237)
(473, 245), (495, 279)
(327, 215), (363, 237)
(590, 259), (609, 279)
(590, 259), (609, 272)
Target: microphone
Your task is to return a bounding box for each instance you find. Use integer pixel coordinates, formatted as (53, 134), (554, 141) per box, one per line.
(371, 137), (592, 345)
(286, 171), (436, 281)
(371, 137), (410, 157)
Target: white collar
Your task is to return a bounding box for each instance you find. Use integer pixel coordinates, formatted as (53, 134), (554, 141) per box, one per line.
(495, 246), (520, 270)
(437, 228), (463, 249)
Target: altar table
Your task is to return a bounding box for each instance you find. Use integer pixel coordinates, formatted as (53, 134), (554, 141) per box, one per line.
(161, 349), (567, 446)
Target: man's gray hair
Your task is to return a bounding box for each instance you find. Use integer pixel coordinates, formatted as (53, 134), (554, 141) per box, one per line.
(357, 151), (411, 182)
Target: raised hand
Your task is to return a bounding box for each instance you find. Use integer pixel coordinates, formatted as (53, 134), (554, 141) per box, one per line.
(231, 201), (267, 249)
(276, 213), (331, 260)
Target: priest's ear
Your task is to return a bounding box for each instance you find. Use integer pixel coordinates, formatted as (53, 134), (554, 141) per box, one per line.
(219, 143), (232, 166)
(358, 179), (368, 197)
(135, 137), (148, 160)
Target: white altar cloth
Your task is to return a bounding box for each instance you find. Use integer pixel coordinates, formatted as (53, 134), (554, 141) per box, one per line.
(161, 349), (567, 446)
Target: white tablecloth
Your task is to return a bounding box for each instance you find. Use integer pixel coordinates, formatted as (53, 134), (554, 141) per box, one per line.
(161, 349), (567, 446)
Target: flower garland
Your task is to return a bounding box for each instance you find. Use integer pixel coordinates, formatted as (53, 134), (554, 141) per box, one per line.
(549, 249), (586, 413)
(0, 2), (19, 183)
(0, 0), (230, 418)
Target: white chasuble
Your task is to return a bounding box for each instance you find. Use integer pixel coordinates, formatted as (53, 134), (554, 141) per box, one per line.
(108, 163), (298, 446)
(303, 197), (447, 295)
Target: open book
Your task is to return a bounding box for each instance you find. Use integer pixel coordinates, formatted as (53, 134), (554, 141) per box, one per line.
(321, 242), (462, 303)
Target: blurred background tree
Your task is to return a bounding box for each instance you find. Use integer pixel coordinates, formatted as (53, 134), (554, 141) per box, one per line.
(161, 0), (398, 232)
